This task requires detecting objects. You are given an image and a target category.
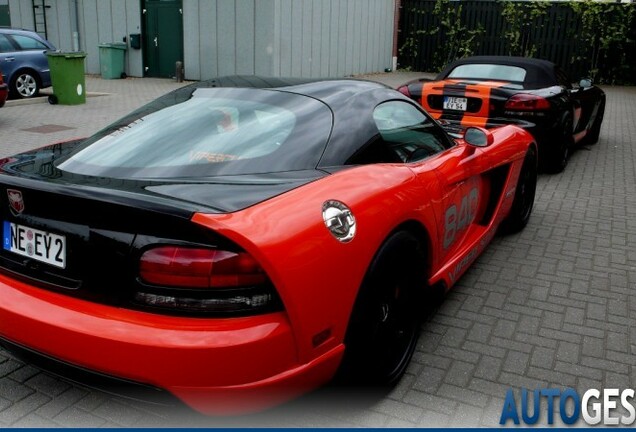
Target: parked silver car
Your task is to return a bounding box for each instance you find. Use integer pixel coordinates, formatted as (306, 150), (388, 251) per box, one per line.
(0, 28), (56, 98)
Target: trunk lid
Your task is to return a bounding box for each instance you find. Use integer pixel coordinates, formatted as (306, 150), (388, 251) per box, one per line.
(414, 79), (524, 126)
(0, 142), (324, 304)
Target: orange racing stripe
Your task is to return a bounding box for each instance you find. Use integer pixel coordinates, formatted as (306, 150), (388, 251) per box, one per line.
(421, 81), (444, 119)
(421, 80), (509, 126)
(460, 81), (508, 128)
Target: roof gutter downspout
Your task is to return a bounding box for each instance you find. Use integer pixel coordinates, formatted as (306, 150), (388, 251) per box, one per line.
(392, 0), (401, 72)
(71, 0), (80, 51)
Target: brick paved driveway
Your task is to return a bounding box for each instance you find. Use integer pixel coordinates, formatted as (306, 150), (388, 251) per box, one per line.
(0, 76), (634, 427)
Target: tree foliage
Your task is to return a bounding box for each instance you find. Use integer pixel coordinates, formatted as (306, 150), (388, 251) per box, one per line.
(429, 0), (484, 71)
(399, 0), (636, 84)
(500, 0), (550, 58)
(569, 0), (635, 84)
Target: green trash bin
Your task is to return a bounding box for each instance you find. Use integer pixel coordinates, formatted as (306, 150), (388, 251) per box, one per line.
(99, 43), (127, 79)
(46, 52), (87, 105)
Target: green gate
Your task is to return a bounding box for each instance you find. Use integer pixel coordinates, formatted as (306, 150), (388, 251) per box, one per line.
(0, 4), (10, 27)
(142, 0), (183, 78)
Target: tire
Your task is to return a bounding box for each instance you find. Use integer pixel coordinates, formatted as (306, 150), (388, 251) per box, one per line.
(500, 146), (538, 235)
(47, 95), (58, 105)
(11, 70), (40, 99)
(336, 231), (425, 387)
(543, 114), (573, 174)
(585, 99), (605, 145)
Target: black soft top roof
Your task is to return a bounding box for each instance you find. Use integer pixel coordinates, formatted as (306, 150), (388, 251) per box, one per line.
(127, 75), (391, 122)
(193, 75), (390, 105)
(436, 56), (558, 87)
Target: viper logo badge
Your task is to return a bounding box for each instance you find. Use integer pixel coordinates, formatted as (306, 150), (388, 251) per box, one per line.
(7, 189), (25, 215)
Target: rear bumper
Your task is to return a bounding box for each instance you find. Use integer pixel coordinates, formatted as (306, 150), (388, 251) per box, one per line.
(437, 115), (536, 131)
(438, 115), (559, 148)
(0, 335), (179, 405)
(0, 273), (343, 415)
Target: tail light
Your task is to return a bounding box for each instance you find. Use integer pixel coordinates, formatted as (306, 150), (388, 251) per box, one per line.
(139, 246), (266, 288)
(136, 246), (280, 315)
(504, 94), (551, 111)
(397, 85), (412, 98)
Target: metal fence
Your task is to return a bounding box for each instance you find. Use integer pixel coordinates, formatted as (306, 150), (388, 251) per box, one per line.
(398, 0), (636, 84)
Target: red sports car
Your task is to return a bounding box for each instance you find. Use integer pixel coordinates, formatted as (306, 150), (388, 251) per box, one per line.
(0, 76), (537, 414)
(0, 69), (8, 108)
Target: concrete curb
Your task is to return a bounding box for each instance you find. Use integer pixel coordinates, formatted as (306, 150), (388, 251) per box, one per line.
(5, 91), (110, 107)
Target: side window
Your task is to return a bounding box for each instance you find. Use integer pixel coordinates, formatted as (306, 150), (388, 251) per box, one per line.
(0, 34), (14, 53)
(373, 101), (453, 163)
(10, 35), (48, 51)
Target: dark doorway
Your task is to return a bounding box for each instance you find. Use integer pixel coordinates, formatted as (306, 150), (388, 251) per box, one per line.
(0, 1), (11, 27)
(142, 0), (183, 78)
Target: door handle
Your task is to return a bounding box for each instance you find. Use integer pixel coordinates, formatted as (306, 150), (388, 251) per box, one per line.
(154, 37), (158, 47)
(4, 57), (15, 62)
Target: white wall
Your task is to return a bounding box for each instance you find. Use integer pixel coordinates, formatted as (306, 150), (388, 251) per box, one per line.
(76, 0), (143, 77)
(183, 0), (395, 81)
(10, 0), (396, 80)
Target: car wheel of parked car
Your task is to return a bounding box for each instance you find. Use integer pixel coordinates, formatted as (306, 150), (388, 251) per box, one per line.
(500, 146), (538, 235)
(586, 99), (605, 145)
(544, 113), (573, 174)
(337, 231), (424, 387)
(12, 70), (40, 99)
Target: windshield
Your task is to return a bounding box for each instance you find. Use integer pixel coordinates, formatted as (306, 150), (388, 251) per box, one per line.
(58, 87), (333, 179)
(447, 64), (527, 82)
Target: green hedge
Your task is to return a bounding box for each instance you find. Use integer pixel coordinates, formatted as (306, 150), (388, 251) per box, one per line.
(399, 0), (636, 85)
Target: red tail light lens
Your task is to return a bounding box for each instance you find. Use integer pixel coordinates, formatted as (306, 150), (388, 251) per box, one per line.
(139, 246), (266, 288)
(397, 85), (412, 98)
(504, 94), (551, 110)
(136, 246), (279, 315)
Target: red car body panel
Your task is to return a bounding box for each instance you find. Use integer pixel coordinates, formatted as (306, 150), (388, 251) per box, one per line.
(0, 271), (343, 414)
(0, 78), (536, 414)
(0, 71), (8, 108)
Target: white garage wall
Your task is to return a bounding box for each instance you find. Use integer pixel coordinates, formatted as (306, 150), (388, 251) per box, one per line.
(8, 0), (34, 32)
(183, 0), (395, 81)
(9, 0), (396, 80)
(75, 0), (143, 77)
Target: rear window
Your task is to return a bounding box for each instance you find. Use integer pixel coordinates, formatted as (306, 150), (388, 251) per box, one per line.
(57, 87), (333, 179)
(447, 64), (527, 82)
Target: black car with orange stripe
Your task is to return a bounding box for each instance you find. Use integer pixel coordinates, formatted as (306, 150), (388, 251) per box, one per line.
(398, 56), (606, 173)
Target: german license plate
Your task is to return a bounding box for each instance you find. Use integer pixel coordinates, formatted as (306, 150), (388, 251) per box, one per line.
(3, 221), (66, 268)
(443, 96), (468, 111)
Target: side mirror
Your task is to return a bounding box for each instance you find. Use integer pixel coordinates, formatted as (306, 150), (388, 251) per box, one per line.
(464, 127), (494, 148)
(579, 78), (593, 89)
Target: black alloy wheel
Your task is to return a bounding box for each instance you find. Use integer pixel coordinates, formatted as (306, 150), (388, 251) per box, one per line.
(336, 231), (425, 387)
(500, 146), (538, 234)
(544, 114), (573, 174)
(585, 99), (605, 145)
